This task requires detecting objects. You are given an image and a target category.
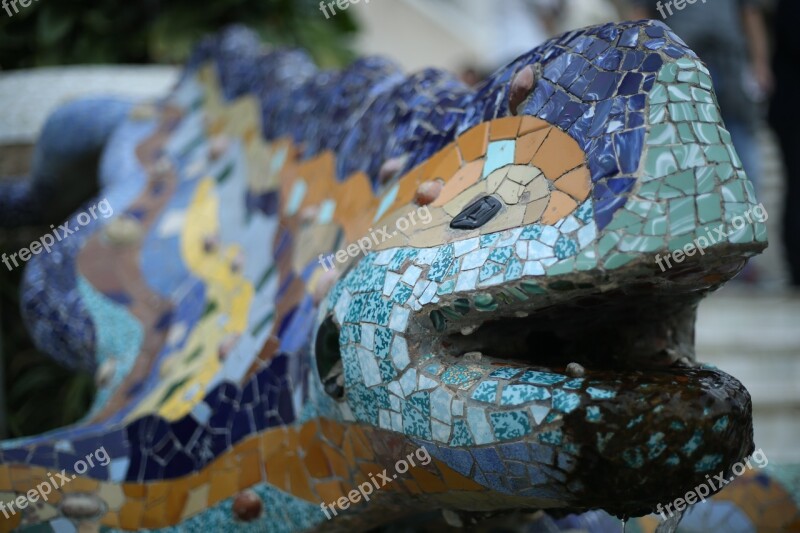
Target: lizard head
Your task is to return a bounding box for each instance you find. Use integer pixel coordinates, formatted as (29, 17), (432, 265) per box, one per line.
(313, 20), (764, 518)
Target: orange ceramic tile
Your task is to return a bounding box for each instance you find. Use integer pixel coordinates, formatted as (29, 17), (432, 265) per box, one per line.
(101, 511), (120, 528)
(436, 462), (485, 491)
(123, 483), (147, 499)
(341, 432), (356, 466)
(429, 144), (461, 180)
(65, 476), (99, 493)
(299, 421), (319, 448)
(540, 190), (579, 225)
(236, 434), (261, 456)
(0, 466), (10, 491)
(286, 458), (316, 501)
(266, 454), (289, 490)
(433, 160), (484, 207)
(314, 480), (347, 504)
(322, 445), (350, 479)
(142, 500), (167, 529)
(408, 467), (447, 493)
(9, 466), (30, 486)
(457, 123), (489, 162)
(514, 129), (550, 165)
(489, 116), (522, 140)
(554, 165), (591, 200)
(208, 468), (240, 506)
(0, 510), (21, 532)
(320, 419), (346, 447)
(238, 451), (263, 488)
(531, 129), (586, 179)
(303, 445), (332, 479)
(401, 478), (422, 495)
(349, 429), (375, 461)
(119, 499), (146, 530)
(260, 430), (287, 462)
(519, 115), (551, 135)
(146, 481), (170, 505)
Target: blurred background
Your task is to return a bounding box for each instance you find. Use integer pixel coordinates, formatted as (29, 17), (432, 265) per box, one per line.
(0, 0), (797, 469)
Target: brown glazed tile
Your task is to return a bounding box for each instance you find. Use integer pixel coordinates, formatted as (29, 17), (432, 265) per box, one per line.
(531, 129), (586, 179)
(540, 190), (579, 224)
(554, 165), (591, 201)
(514, 129), (550, 165)
(433, 159), (484, 206)
(429, 144), (461, 180)
(518, 115), (551, 135)
(489, 116), (522, 140)
(457, 122), (489, 161)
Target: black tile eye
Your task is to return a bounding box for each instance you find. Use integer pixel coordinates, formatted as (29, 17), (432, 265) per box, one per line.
(450, 196), (502, 230)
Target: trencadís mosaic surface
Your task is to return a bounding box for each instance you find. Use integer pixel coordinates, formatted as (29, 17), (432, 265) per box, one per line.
(1, 20), (798, 532)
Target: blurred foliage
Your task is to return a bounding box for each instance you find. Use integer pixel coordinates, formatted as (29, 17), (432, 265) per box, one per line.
(0, 237), (96, 439)
(0, 0), (359, 69)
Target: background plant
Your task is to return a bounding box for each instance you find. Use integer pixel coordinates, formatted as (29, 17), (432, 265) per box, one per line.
(0, 0), (359, 69)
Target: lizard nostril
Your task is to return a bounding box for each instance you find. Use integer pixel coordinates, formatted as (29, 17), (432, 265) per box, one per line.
(450, 195), (503, 230)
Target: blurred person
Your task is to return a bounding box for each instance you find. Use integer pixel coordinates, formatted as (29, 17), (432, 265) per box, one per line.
(768, 0), (800, 287)
(629, 0), (772, 193)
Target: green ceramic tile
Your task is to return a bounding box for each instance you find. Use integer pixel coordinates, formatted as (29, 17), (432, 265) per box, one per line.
(546, 258), (576, 276)
(677, 70), (699, 84)
(692, 123), (720, 144)
(669, 102), (697, 122)
(690, 87), (714, 104)
(606, 210), (643, 231)
(575, 249), (598, 271)
(667, 83), (692, 102)
(705, 144), (730, 163)
(672, 144), (706, 170)
(650, 83), (668, 104)
(647, 124), (679, 145)
(669, 197), (696, 236)
(658, 63), (678, 83)
(698, 72), (713, 90)
(755, 222), (768, 242)
(604, 252), (637, 269)
(728, 224), (754, 245)
(638, 181), (661, 199)
(650, 103), (667, 123)
(677, 123), (695, 143)
(597, 232), (622, 257)
(696, 103), (720, 123)
(666, 170), (695, 195)
(720, 182), (745, 203)
(627, 200), (653, 218)
(657, 184), (685, 199)
(643, 215), (668, 236)
(669, 234), (695, 251)
(696, 193), (722, 224)
(695, 167), (716, 194)
(727, 145), (743, 169)
(645, 146), (679, 177)
(618, 235), (664, 253)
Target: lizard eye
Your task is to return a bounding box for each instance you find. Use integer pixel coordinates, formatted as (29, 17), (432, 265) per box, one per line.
(315, 316), (345, 400)
(450, 195), (503, 230)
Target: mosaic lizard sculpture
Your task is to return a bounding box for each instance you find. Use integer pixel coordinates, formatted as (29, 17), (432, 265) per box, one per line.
(2, 20), (799, 533)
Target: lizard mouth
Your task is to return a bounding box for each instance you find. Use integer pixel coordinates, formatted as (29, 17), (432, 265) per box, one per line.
(399, 258), (755, 517)
(318, 248), (757, 517)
